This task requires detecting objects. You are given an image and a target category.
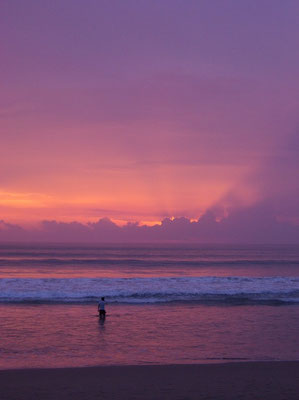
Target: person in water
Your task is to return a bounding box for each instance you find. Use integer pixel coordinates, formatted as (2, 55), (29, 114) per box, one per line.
(98, 297), (106, 319)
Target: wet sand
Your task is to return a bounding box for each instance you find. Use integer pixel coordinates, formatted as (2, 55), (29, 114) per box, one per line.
(0, 361), (298, 400)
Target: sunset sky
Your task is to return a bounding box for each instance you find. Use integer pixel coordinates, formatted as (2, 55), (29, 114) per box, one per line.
(1, 1), (299, 241)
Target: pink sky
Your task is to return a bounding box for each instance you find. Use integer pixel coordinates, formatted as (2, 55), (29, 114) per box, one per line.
(1, 1), (299, 241)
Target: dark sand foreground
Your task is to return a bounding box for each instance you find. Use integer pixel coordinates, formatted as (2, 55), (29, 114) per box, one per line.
(1, 362), (298, 400)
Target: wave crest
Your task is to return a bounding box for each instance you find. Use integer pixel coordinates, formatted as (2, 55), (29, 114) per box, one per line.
(0, 276), (298, 305)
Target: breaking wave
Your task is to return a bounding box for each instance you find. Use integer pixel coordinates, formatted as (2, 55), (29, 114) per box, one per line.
(0, 276), (298, 305)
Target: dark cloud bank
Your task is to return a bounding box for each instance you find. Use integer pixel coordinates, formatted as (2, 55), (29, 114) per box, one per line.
(1, 203), (298, 243)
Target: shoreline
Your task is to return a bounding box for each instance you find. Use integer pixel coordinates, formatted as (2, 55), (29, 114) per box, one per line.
(1, 361), (298, 400)
(1, 358), (299, 372)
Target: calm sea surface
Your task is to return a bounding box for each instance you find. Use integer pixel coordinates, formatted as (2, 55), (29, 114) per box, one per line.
(0, 244), (299, 369)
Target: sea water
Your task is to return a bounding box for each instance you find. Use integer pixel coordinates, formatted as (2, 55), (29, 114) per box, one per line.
(0, 244), (298, 369)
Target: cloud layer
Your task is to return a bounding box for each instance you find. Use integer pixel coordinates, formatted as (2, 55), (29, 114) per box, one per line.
(1, 202), (298, 243)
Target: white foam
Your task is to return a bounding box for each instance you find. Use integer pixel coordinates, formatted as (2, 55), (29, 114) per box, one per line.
(0, 276), (298, 304)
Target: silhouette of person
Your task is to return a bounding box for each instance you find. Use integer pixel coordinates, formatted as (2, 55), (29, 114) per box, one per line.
(98, 297), (106, 319)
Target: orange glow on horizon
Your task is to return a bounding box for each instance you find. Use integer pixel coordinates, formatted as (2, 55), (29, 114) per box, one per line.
(0, 158), (257, 227)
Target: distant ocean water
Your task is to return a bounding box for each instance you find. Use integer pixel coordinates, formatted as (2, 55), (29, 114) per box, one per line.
(1, 244), (298, 304)
(1, 244), (299, 369)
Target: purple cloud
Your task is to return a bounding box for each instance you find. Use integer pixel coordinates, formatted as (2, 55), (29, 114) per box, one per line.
(1, 205), (298, 243)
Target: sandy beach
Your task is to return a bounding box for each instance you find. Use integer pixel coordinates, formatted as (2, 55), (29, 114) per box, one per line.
(1, 361), (298, 400)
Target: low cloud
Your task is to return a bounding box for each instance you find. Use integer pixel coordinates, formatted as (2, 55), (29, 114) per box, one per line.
(1, 203), (298, 243)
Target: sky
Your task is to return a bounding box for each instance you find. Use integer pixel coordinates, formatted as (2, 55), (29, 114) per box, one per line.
(1, 0), (299, 242)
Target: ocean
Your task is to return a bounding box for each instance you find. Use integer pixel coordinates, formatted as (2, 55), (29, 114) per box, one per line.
(1, 244), (299, 369)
